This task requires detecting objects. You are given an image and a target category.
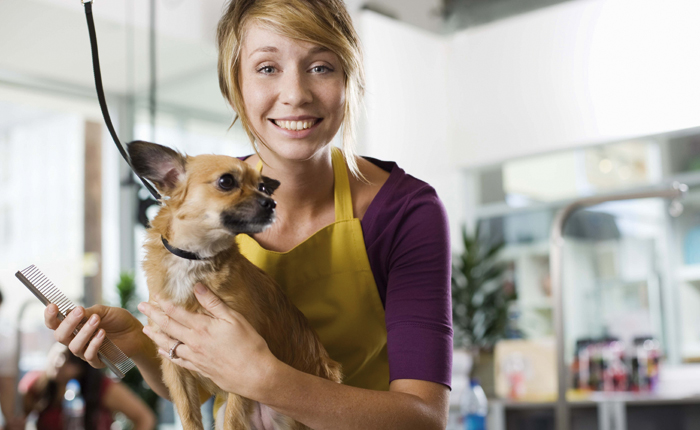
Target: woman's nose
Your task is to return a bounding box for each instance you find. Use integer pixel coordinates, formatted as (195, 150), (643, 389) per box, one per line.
(280, 70), (313, 106)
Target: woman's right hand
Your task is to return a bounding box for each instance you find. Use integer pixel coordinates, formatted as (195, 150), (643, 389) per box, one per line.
(44, 304), (154, 369)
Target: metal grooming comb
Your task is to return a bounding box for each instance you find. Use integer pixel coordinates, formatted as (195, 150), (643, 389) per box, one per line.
(15, 265), (135, 378)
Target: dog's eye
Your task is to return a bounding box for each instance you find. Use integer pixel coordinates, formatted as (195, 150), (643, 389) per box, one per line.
(258, 183), (271, 195)
(218, 174), (237, 191)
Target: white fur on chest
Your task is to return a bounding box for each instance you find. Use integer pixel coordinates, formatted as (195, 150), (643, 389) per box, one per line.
(161, 255), (212, 304)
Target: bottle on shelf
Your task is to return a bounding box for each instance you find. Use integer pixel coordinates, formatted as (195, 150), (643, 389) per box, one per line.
(572, 335), (661, 394)
(460, 378), (488, 430)
(572, 338), (593, 391)
(633, 336), (661, 392)
(62, 378), (85, 430)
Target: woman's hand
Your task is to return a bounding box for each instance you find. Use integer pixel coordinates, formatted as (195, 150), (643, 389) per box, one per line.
(44, 304), (155, 369)
(137, 283), (277, 400)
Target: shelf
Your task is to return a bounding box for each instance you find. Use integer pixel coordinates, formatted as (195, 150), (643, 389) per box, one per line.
(499, 241), (550, 260)
(677, 265), (700, 282)
(491, 392), (700, 409)
(681, 344), (700, 360)
(665, 170), (700, 189)
(584, 391), (700, 406)
(476, 180), (694, 219)
(521, 298), (553, 309)
(674, 189), (700, 208)
(596, 278), (648, 287)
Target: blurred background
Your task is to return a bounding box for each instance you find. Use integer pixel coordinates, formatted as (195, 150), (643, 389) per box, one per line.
(1, 0), (700, 429)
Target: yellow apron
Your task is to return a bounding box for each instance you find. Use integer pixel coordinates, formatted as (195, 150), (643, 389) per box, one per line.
(214, 147), (389, 415)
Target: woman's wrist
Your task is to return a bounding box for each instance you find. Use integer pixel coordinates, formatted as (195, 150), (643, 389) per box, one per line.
(132, 331), (158, 364)
(248, 350), (285, 402)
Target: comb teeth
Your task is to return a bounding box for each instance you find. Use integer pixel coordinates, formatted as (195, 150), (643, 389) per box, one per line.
(16, 265), (136, 378)
(21, 265), (75, 315)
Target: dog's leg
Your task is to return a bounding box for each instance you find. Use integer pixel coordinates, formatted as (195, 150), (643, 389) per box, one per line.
(222, 393), (251, 430)
(162, 360), (204, 430)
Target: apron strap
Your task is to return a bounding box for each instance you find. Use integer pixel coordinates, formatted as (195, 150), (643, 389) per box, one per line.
(254, 147), (354, 222)
(331, 147), (353, 222)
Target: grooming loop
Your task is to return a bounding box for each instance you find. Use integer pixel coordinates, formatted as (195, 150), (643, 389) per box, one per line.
(15, 265), (135, 378)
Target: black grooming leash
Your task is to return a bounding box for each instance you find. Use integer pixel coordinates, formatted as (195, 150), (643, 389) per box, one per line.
(82, 0), (162, 202)
(83, 1), (214, 261)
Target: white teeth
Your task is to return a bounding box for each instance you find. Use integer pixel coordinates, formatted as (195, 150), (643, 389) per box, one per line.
(274, 119), (317, 131)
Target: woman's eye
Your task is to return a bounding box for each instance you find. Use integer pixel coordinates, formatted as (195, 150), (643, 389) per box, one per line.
(218, 174), (237, 191)
(258, 65), (276, 74)
(311, 65), (331, 73)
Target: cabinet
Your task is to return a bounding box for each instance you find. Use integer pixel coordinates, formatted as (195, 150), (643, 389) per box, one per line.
(460, 128), (700, 429)
(486, 394), (700, 430)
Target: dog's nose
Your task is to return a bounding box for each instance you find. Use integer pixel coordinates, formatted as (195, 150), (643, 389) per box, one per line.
(259, 197), (276, 210)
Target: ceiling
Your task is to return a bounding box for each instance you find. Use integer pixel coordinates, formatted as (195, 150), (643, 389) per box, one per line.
(438, 0), (577, 31)
(359, 0), (577, 33)
(0, 0), (230, 121)
(0, 0), (578, 124)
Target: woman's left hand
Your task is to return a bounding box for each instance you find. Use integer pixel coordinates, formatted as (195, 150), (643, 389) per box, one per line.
(137, 283), (278, 399)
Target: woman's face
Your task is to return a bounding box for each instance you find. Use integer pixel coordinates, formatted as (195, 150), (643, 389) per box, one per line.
(238, 22), (346, 161)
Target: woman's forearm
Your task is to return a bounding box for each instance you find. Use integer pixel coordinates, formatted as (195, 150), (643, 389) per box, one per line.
(0, 376), (16, 421)
(256, 360), (446, 430)
(132, 341), (170, 402)
(132, 412), (157, 430)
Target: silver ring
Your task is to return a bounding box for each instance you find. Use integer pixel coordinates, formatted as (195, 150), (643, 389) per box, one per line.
(168, 340), (183, 360)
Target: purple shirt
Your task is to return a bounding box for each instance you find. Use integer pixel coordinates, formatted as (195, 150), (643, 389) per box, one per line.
(361, 157), (453, 389)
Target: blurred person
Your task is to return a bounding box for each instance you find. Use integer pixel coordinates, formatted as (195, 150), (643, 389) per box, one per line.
(0, 288), (24, 430)
(19, 343), (156, 430)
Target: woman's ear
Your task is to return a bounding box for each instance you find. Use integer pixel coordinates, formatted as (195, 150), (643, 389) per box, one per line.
(127, 141), (186, 193)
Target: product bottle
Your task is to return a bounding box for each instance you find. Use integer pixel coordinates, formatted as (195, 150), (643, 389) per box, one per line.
(460, 379), (488, 430)
(63, 379), (85, 430)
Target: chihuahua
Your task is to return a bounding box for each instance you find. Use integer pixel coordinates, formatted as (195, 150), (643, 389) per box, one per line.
(127, 141), (342, 430)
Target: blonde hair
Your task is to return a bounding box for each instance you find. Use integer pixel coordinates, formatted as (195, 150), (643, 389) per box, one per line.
(217, 0), (365, 178)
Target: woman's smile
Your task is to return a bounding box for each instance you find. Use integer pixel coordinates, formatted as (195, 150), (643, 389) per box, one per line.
(268, 117), (323, 138)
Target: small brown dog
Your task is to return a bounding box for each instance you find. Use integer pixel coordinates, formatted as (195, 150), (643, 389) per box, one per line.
(127, 141), (342, 430)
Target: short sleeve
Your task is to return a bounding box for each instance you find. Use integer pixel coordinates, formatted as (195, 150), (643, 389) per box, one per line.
(383, 186), (453, 388)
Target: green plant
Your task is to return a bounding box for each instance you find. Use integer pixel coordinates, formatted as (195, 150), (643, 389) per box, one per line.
(451, 224), (516, 349)
(116, 272), (139, 313)
(116, 272), (160, 415)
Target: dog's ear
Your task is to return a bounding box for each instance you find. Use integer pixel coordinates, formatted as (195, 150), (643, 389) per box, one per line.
(261, 176), (281, 195)
(127, 140), (186, 193)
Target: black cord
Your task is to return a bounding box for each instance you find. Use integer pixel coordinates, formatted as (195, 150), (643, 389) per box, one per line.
(84, 1), (162, 202)
(149, 0), (157, 141)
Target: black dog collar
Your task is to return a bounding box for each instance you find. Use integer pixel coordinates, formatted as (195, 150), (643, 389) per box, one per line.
(161, 237), (203, 261)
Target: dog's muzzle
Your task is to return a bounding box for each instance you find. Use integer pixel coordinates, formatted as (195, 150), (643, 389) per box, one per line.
(221, 196), (277, 235)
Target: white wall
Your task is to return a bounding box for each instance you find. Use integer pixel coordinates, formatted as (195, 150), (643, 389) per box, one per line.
(0, 107), (85, 331)
(450, 0), (700, 168)
(359, 12), (467, 247)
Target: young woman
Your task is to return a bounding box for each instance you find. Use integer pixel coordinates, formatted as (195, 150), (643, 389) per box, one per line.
(45, 1), (452, 428)
(19, 343), (156, 430)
